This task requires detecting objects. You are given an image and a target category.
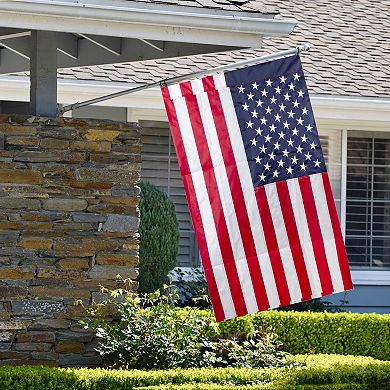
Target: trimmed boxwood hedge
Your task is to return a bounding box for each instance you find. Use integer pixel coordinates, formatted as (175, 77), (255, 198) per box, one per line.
(190, 310), (390, 361)
(0, 355), (389, 389)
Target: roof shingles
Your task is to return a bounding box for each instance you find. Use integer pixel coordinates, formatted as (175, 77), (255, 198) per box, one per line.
(57, 0), (390, 98)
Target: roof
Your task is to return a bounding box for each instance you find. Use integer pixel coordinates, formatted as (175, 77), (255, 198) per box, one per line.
(127, 0), (277, 14)
(33, 0), (390, 99)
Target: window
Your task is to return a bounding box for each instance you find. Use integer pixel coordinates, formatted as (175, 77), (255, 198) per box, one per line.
(140, 121), (200, 267)
(345, 132), (390, 268)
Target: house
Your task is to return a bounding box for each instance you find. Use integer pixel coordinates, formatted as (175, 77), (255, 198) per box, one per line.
(0, 0), (389, 314)
(0, 0), (299, 367)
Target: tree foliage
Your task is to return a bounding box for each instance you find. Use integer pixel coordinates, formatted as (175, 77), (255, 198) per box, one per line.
(138, 181), (179, 293)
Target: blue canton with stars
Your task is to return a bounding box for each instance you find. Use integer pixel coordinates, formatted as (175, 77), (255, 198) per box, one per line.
(225, 55), (326, 188)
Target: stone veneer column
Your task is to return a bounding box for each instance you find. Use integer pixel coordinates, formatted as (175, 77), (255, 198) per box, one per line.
(0, 115), (140, 367)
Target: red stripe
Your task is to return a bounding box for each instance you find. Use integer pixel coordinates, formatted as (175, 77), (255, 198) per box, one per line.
(254, 186), (291, 307)
(322, 173), (353, 290)
(298, 175), (334, 295)
(161, 87), (225, 321)
(204, 77), (269, 311)
(179, 82), (248, 318)
(276, 180), (312, 301)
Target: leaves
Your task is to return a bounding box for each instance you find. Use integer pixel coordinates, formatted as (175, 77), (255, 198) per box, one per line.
(81, 284), (290, 370)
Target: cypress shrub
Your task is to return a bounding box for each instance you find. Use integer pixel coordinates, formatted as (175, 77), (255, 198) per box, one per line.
(138, 181), (179, 292)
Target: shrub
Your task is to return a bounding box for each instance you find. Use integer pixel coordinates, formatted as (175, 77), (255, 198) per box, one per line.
(191, 310), (390, 361)
(138, 181), (179, 293)
(81, 284), (289, 370)
(0, 355), (389, 389)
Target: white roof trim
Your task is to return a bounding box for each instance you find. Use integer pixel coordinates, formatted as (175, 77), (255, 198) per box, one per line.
(1, 76), (389, 124)
(0, 0), (296, 47)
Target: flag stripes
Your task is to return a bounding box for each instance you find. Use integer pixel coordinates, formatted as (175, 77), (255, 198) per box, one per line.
(162, 73), (351, 322)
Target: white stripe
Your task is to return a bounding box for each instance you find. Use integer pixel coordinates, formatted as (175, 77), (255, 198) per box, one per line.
(310, 173), (345, 293)
(286, 178), (323, 298)
(264, 182), (302, 303)
(191, 78), (258, 314)
(168, 84), (236, 319)
(214, 73), (280, 309)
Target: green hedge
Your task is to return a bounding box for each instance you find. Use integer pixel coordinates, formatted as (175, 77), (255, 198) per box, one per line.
(192, 310), (390, 361)
(0, 355), (389, 389)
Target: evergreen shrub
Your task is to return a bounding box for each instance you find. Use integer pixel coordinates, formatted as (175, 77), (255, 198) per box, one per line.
(0, 355), (389, 389)
(191, 310), (390, 360)
(138, 181), (179, 292)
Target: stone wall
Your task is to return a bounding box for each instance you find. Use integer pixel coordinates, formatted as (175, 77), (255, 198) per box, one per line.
(0, 115), (140, 366)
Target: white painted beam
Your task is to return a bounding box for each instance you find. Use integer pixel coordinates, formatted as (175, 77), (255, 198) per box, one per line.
(78, 34), (121, 56)
(57, 33), (78, 60)
(0, 0), (296, 47)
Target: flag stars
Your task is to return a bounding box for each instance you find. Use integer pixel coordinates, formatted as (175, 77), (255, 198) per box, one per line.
(238, 85), (245, 93)
(247, 92), (254, 100)
(273, 141), (281, 150)
(264, 162), (271, 171)
(277, 159), (285, 167)
(305, 152), (312, 160)
(297, 117), (304, 125)
(251, 109), (258, 118)
(256, 127), (263, 136)
(256, 99), (263, 108)
(264, 134), (272, 143)
(246, 120), (253, 128)
(293, 73), (300, 81)
(288, 82), (295, 91)
(259, 173), (266, 181)
(273, 170), (280, 178)
(291, 156), (298, 164)
(302, 107), (309, 115)
(286, 166), (293, 175)
(242, 102), (249, 111)
(269, 124), (277, 132)
(275, 86), (281, 94)
(250, 137), (258, 146)
(301, 134), (308, 143)
(288, 110), (295, 118)
(282, 149), (289, 157)
(261, 117), (268, 125)
(314, 159), (322, 167)
(261, 89), (268, 97)
(266, 79), (272, 87)
(270, 96), (277, 104)
(269, 151), (276, 160)
(279, 103), (286, 112)
(283, 120), (290, 129)
(265, 106), (272, 115)
(278, 131), (285, 139)
(287, 138), (294, 147)
(284, 92), (291, 101)
(293, 100), (300, 108)
(259, 144), (267, 153)
(274, 113), (281, 122)
(298, 90), (304, 98)
(300, 162), (307, 171)
(306, 124), (313, 132)
(252, 82), (259, 90)
(292, 128), (299, 136)
(255, 155), (261, 164)
(310, 141), (317, 150)
(280, 75), (287, 84)
(296, 145), (303, 153)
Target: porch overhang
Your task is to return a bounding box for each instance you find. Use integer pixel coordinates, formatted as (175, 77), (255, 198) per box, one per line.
(0, 0), (296, 47)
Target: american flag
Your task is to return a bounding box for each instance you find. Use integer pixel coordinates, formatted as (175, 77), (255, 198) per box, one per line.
(162, 54), (353, 322)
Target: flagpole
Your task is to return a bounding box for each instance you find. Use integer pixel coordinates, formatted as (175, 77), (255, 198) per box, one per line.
(58, 43), (310, 115)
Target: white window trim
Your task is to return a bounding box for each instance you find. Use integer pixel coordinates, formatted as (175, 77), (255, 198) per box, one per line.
(351, 270), (390, 286)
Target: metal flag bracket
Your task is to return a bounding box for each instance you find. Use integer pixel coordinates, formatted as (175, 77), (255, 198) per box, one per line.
(58, 43), (310, 116)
